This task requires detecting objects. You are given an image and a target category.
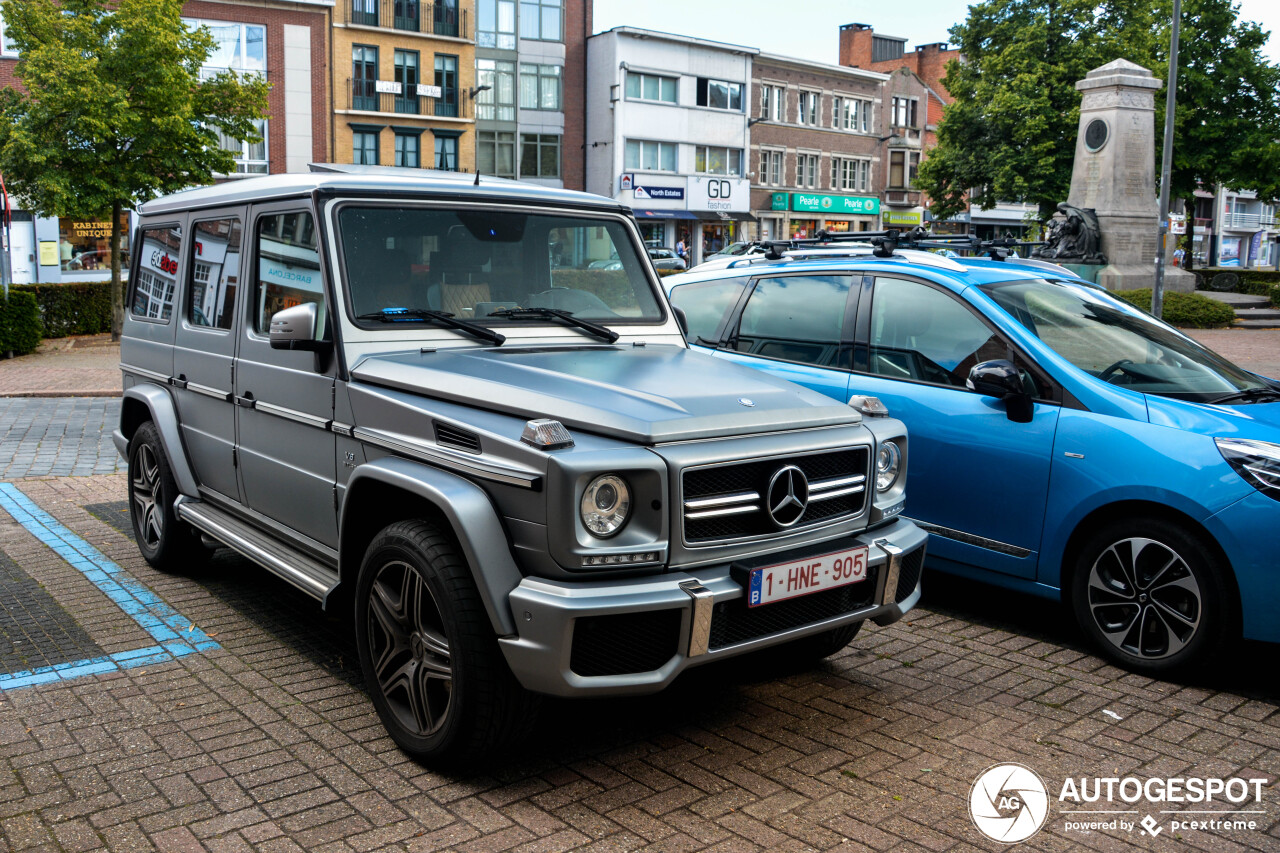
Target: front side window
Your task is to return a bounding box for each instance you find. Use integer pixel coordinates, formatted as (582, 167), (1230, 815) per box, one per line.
(255, 212), (323, 336)
(188, 218), (242, 330)
(625, 139), (677, 172)
(132, 225), (183, 322)
(695, 145), (741, 176)
(475, 58), (515, 121)
(696, 77), (743, 111)
(477, 0), (516, 49)
(520, 134), (560, 178)
(395, 132), (420, 168)
(734, 275), (852, 367)
(625, 71), (677, 103)
(478, 130), (516, 178)
(519, 63), (561, 110)
(338, 207), (663, 324)
(520, 0), (561, 41)
(669, 279), (747, 343)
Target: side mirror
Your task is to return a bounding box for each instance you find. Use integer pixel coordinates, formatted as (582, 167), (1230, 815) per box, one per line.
(269, 303), (327, 351)
(967, 359), (1033, 423)
(672, 304), (690, 338)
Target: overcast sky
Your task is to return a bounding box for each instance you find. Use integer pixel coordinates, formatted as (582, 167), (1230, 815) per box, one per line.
(592, 0), (1280, 66)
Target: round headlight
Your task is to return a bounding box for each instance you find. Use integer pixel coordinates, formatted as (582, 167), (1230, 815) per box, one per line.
(876, 441), (901, 492)
(581, 474), (631, 537)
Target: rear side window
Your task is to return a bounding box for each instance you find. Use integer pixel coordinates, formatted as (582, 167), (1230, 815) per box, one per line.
(254, 211), (324, 335)
(131, 225), (183, 322)
(669, 279), (746, 343)
(733, 275), (852, 367)
(188, 218), (242, 330)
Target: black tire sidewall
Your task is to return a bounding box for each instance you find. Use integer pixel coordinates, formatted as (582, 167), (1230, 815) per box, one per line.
(1071, 518), (1230, 674)
(128, 421), (187, 567)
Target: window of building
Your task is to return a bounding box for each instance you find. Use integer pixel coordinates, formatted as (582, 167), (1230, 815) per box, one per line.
(352, 45), (378, 111)
(834, 97), (871, 132)
(889, 150), (920, 188)
(1, 6), (18, 56)
(394, 50), (420, 114)
(352, 128), (380, 165)
(478, 130), (516, 178)
(254, 213), (322, 336)
(520, 0), (561, 41)
(434, 134), (458, 170)
(395, 132), (421, 168)
(217, 118), (268, 174)
(796, 152), (818, 188)
(733, 275), (853, 367)
(58, 215), (131, 274)
(434, 54), (458, 117)
(188, 218), (241, 330)
(433, 0), (459, 37)
(475, 59), (516, 120)
(520, 63), (561, 110)
(760, 149), (784, 186)
(832, 157), (871, 192)
(696, 78), (743, 111)
(186, 19), (265, 76)
(520, 133), (560, 178)
(760, 85), (784, 122)
(477, 0), (516, 48)
(131, 226), (183, 322)
(797, 91), (819, 126)
(695, 146), (741, 176)
(625, 71), (677, 103)
(892, 96), (918, 128)
(350, 0), (377, 26)
(625, 139), (677, 172)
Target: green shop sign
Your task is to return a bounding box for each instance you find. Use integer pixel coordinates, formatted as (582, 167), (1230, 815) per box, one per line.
(788, 193), (881, 215)
(770, 192), (789, 211)
(882, 210), (923, 226)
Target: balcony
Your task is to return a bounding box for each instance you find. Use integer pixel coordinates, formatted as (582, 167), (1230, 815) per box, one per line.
(1223, 212), (1275, 230)
(346, 78), (468, 118)
(346, 0), (469, 38)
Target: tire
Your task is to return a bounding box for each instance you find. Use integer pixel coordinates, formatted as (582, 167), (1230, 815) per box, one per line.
(786, 621), (863, 660)
(128, 421), (207, 572)
(354, 520), (538, 764)
(1071, 518), (1234, 675)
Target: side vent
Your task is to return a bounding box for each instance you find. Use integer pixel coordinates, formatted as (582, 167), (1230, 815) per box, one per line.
(434, 422), (482, 454)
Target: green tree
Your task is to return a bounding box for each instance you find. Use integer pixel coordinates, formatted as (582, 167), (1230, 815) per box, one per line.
(0, 0), (268, 339)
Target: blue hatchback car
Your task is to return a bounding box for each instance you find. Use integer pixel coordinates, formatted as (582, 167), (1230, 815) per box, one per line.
(667, 238), (1280, 674)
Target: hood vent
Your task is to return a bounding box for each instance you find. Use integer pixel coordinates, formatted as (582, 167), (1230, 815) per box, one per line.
(434, 422), (482, 454)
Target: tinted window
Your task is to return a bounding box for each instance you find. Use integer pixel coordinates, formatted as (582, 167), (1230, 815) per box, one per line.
(867, 276), (1006, 387)
(188, 218), (242, 330)
(733, 275), (851, 367)
(131, 225), (182, 322)
(669, 279), (746, 343)
(254, 212), (324, 335)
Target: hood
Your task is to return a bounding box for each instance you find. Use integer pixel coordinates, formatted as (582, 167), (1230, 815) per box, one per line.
(1145, 394), (1280, 439)
(350, 345), (861, 444)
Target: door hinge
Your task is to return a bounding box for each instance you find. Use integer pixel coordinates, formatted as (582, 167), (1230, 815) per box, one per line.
(232, 447), (238, 468)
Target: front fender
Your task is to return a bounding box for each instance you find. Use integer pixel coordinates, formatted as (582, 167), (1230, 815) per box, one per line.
(342, 457), (522, 636)
(118, 385), (199, 498)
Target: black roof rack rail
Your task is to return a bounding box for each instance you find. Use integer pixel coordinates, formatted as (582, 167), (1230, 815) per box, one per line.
(749, 228), (1043, 262)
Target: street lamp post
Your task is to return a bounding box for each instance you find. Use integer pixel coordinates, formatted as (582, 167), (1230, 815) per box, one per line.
(1153, 0), (1182, 319)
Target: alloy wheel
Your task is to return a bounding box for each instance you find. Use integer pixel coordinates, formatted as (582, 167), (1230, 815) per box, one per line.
(131, 443), (164, 547)
(366, 560), (454, 736)
(1086, 537), (1202, 660)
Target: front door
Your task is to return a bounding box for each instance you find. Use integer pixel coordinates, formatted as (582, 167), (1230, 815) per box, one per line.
(851, 275), (1060, 578)
(234, 206), (337, 547)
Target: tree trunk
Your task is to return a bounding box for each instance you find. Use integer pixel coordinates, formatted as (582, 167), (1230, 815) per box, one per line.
(1181, 194), (1196, 273)
(110, 199), (122, 341)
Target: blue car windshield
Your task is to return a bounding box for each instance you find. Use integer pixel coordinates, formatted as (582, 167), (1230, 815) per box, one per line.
(982, 278), (1270, 401)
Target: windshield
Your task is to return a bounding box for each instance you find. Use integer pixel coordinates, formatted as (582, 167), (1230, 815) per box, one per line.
(338, 206), (664, 326)
(982, 278), (1269, 401)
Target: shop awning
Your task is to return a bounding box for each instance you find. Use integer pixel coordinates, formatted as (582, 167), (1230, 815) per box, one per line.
(694, 210), (757, 222)
(633, 209), (697, 220)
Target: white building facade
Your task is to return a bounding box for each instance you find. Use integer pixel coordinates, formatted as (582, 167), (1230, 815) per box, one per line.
(585, 27), (757, 267)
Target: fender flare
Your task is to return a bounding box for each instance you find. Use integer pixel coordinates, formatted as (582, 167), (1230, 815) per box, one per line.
(119, 385), (200, 498)
(342, 457), (523, 636)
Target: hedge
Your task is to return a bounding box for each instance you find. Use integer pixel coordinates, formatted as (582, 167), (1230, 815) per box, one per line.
(1112, 289), (1236, 328)
(13, 282), (113, 338)
(1194, 268), (1280, 295)
(0, 290), (44, 355)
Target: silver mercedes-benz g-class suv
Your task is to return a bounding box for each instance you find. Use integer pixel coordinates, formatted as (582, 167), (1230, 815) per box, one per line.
(116, 166), (926, 762)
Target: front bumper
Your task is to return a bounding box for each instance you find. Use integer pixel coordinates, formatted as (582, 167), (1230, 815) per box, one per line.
(498, 517), (926, 697)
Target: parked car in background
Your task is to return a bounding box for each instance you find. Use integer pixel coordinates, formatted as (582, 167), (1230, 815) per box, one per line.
(646, 246), (687, 271)
(667, 233), (1280, 675)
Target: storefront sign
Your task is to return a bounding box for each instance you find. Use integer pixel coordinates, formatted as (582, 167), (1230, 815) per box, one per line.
(882, 210), (923, 226)
(634, 183), (684, 201)
(687, 177), (750, 213)
(771, 193), (789, 211)
(789, 193), (880, 216)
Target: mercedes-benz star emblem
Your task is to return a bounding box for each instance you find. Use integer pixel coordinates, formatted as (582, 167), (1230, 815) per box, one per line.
(738, 397), (756, 407)
(766, 465), (809, 528)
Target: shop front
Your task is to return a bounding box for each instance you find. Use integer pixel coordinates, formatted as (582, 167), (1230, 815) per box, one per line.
(59, 215), (131, 278)
(788, 192), (879, 237)
(688, 177), (753, 263)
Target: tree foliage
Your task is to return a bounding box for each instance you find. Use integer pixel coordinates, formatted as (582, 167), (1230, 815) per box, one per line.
(918, 0), (1280, 224)
(0, 0), (268, 337)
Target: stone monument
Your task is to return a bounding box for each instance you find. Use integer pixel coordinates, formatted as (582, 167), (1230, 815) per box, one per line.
(1061, 59), (1195, 292)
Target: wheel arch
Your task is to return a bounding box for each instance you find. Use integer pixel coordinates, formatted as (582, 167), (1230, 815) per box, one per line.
(339, 457), (522, 636)
(119, 385), (199, 497)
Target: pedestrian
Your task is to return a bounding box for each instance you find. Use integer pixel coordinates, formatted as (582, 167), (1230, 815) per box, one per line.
(676, 237), (686, 262)
(1174, 246), (1185, 267)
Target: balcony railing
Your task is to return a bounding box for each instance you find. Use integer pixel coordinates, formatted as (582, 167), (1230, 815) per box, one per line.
(346, 78), (467, 118)
(346, 0), (469, 38)
(1223, 212), (1275, 229)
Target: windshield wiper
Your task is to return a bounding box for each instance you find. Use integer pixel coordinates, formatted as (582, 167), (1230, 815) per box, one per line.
(487, 308), (620, 343)
(355, 308), (505, 346)
(1208, 387), (1280, 405)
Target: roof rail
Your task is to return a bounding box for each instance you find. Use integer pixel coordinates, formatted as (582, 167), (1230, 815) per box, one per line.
(748, 228), (1043, 262)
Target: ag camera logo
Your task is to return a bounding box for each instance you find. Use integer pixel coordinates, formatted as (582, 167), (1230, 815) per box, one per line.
(969, 763), (1050, 843)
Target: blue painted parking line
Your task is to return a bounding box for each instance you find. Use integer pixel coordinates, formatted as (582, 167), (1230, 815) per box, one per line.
(0, 482), (220, 689)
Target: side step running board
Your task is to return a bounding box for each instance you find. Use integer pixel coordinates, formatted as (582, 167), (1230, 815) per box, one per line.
(176, 498), (340, 603)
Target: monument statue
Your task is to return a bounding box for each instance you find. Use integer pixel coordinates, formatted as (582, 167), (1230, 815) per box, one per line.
(1036, 203), (1106, 263)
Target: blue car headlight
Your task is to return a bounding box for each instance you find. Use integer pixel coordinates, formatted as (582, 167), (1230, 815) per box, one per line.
(1216, 437), (1280, 502)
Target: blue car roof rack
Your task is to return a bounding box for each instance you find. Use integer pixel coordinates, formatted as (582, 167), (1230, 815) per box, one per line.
(751, 228), (1044, 262)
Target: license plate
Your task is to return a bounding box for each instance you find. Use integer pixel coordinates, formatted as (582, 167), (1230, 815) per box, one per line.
(746, 546), (868, 607)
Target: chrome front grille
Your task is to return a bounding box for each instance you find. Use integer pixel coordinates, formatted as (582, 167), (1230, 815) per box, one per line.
(681, 448), (870, 544)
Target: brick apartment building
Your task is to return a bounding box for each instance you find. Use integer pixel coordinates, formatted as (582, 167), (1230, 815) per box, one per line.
(838, 23), (956, 105)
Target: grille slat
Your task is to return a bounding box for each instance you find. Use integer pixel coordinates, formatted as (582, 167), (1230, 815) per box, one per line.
(682, 449), (869, 544)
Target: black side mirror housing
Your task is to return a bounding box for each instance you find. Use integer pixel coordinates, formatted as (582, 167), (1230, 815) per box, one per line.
(672, 304), (689, 338)
(968, 359), (1033, 423)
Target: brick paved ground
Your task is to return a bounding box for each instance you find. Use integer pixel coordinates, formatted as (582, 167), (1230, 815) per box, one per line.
(0, 399), (122, 480)
(0, 336), (121, 399)
(0, 473), (1274, 853)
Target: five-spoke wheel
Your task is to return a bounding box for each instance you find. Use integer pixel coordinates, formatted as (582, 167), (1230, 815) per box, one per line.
(127, 421), (205, 572)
